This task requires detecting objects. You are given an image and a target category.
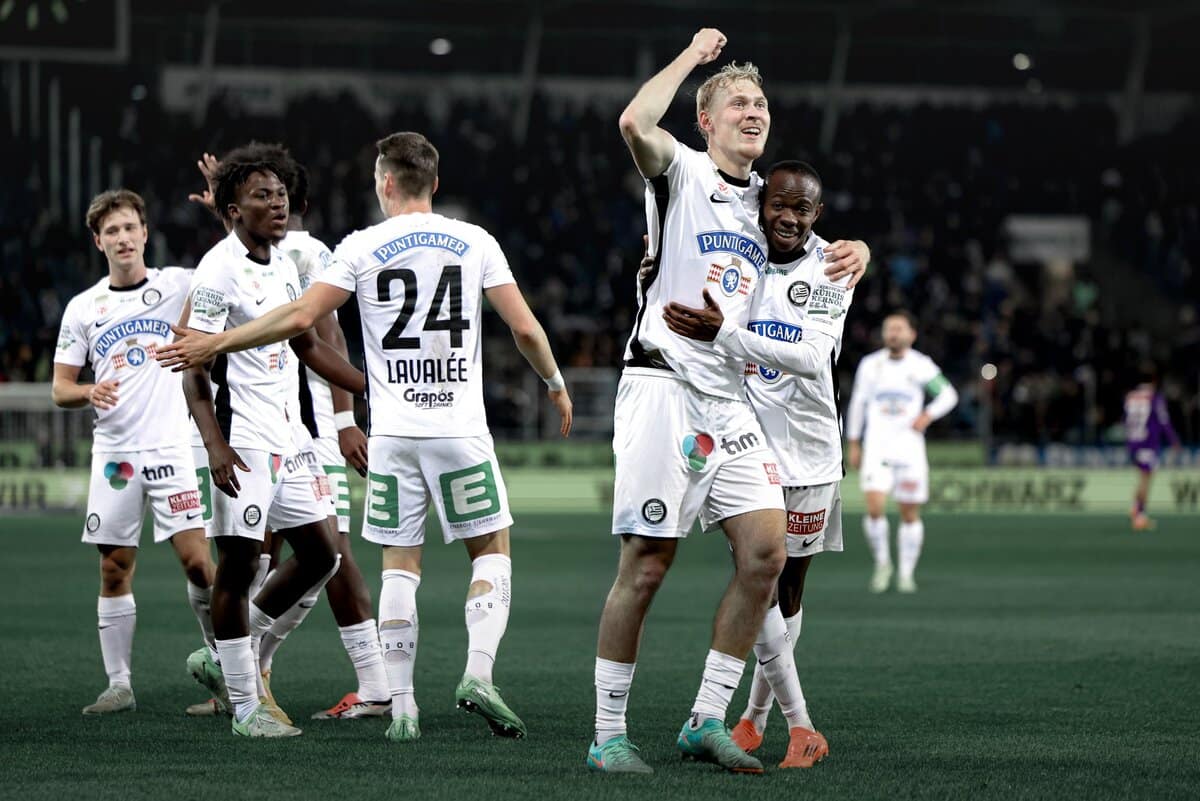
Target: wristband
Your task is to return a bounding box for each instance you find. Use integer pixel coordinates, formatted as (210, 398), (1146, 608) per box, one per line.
(544, 370), (565, 392)
(334, 411), (357, 431)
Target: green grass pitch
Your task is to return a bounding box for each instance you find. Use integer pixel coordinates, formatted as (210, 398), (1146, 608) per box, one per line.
(1, 511), (1197, 800)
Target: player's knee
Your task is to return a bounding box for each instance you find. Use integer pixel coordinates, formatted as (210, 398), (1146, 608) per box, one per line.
(99, 550), (134, 591)
(740, 538), (786, 586)
(467, 579), (493, 599)
(626, 558), (669, 599)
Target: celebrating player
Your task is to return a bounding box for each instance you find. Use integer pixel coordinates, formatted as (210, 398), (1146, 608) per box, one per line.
(846, 311), (958, 593)
(589, 29), (867, 775)
(179, 150), (365, 737)
(664, 160), (857, 768)
(53, 189), (217, 715)
(157, 131), (573, 744)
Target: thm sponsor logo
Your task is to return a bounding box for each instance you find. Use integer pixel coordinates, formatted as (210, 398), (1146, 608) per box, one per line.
(719, 432), (760, 456)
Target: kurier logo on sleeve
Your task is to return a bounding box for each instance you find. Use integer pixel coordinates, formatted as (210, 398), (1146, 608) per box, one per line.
(372, 231), (471, 264)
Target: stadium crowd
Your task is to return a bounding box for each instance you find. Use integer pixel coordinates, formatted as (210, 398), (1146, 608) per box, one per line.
(2, 84), (1197, 447)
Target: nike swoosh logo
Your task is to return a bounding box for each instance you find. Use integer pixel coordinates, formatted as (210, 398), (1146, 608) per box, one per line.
(801, 536), (820, 548)
(709, 192), (732, 203)
(757, 654), (781, 666)
(186, 512), (202, 520)
(94, 319), (112, 328)
(255, 297), (267, 305)
(606, 691), (628, 699)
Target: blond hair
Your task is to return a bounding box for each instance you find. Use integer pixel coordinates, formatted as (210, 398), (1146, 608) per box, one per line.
(694, 61), (764, 141)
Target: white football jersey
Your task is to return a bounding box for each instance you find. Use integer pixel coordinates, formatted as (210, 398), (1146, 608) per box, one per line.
(280, 230), (337, 440)
(739, 233), (855, 485)
(187, 232), (302, 453)
(625, 139), (767, 399)
(55, 268), (193, 450)
(845, 348), (948, 463)
(320, 212), (515, 437)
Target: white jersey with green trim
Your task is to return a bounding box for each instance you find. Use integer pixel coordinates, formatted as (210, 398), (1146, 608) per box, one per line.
(845, 348), (950, 463)
(280, 230), (337, 440)
(319, 212), (515, 438)
(54, 268), (193, 450)
(624, 139), (766, 399)
(187, 232), (302, 453)
(740, 232), (855, 486)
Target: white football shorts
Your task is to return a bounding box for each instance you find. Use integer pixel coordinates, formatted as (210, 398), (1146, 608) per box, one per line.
(206, 447), (327, 541)
(313, 435), (351, 533)
(783, 481), (843, 558)
(82, 444), (204, 546)
(860, 450), (929, 504)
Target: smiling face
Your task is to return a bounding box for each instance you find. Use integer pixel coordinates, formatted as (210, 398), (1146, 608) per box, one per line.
(93, 205), (148, 274)
(230, 170), (289, 244)
(761, 169), (823, 260)
(699, 78), (770, 174)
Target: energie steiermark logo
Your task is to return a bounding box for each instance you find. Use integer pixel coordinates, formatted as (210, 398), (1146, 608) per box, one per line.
(104, 461), (134, 489)
(681, 433), (715, 471)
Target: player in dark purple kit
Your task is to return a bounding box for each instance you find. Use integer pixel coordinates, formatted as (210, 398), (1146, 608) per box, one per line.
(1123, 366), (1180, 531)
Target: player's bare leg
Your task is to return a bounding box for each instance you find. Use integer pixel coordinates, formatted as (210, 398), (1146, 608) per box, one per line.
(1132, 469), (1155, 530)
(588, 535), (677, 773)
(310, 531), (390, 719)
(676, 509), (785, 774)
(863, 491), (892, 592)
(83, 545), (138, 714)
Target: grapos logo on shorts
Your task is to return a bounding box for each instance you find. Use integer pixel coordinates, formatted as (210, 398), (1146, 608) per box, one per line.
(439, 462), (501, 525)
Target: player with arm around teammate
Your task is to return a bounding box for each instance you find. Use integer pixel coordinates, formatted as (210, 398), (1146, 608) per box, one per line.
(664, 160), (858, 768)
(845, 311), (958, 593)
(53, 189), (217, 715)
(158, 131), (573, 744)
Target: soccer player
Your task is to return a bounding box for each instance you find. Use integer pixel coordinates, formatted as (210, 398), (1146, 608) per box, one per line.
(588, 29), (867, 775)
(846, 311), (958, 593)
(663, 160), (855, 769)
(179, 151), (365, 737)
(157, 131), (574, 744)
(183, 145), (388, 721)
(1124, 365), (1180, 531)
(53, 189), (217, 715)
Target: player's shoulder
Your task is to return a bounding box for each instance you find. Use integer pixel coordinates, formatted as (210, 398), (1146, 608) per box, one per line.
(62, 276), (109, 319)
(195, 233), (239, 273)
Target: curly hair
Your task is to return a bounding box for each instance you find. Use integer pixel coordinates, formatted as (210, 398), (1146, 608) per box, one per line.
(211, 143), (286, 222)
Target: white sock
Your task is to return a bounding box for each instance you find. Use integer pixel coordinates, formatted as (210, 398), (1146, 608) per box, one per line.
(259, 589), (320, 672)
(97, 594), (136, 688)
(754, 605), (812, 730)
(744, 606), (782, 730)
(463, 553), (511, 684)
(594, 658), (635, 745)
(185, 582), (216, 659)
(898, 520), (925, 579)
(864, 515), (891, 567)
(249, 554), (273, 602)
(379, 569), (420, 718)
(248, 603), (275, 696)
(339, 619), (389, 702)
(690, 649), (744, 724)
(215, 635), (259, 722)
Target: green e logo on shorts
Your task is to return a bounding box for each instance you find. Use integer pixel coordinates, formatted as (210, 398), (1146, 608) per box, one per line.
(439, 461), (500, 523)
(366, 471), (400, 528)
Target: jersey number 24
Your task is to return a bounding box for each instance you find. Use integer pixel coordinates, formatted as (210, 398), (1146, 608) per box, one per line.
(377, 265), (469, 349)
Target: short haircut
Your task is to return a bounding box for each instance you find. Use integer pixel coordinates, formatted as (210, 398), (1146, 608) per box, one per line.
(695, 61), (764, 141)
(375, 132), (438, 198)
(763, 160), (823, 200)
(885, 309), (919, 330)
(86, 189), (146, 234)
(230, 141), (308, 212)
(211, 144), (283, 222)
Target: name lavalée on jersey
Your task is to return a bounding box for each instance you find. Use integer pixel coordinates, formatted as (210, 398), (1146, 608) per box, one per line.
(373, 232), (470, 264)
(695, 231), (767, 273)
(385, 356), (468, 385)
(95, 318), (171, 357)
(748, 319), (804, 343)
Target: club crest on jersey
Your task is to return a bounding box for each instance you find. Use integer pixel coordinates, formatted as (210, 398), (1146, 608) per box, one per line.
(286, 283), (298, 301)
(695, 230), (767, 274)
(707, 261), (750, 297)
(142, 288), (161, 306)
(268, 349), (288, 372)
(788, 281), (811, 306)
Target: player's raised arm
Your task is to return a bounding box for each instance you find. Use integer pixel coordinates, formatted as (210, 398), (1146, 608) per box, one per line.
(484, 282), (573, 437)
(157, 282), (350, 371)
(618, 28), (726, 178)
